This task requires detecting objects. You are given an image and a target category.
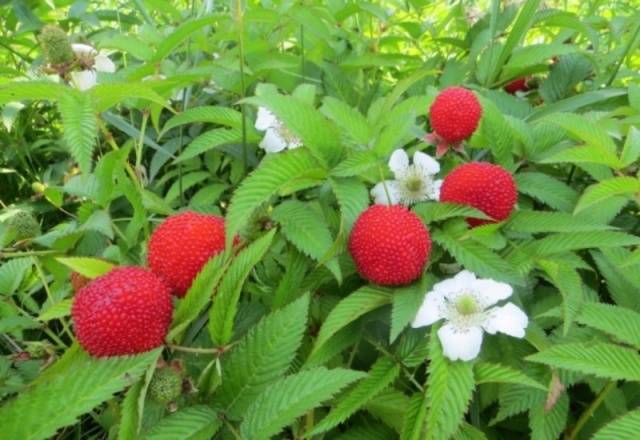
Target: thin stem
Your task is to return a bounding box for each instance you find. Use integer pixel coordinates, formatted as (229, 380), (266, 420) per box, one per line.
(569, 381), (616, 440)
(223, 418), (242, 440)
(136, 111), (149, 170)
(235, 0), (248, 173)
(607, 22), (640, 86)
(166, 343), (225, 355)
(0, 250), (61, 259)
(377, 164), (393, 205)
(299, 24), (305, 82)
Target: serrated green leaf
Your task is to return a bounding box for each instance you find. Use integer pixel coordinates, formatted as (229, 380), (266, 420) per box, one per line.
(413, 202), (491, 223)
(330, 177), (369, 230)
(432, 229), (523, 285)
(240, 367), (365, 440)
(529, 231), (640, 256)
(59, 91), (98, 173)
(311, 286), (392, 357)
(226, 148), (325, 245)
(592, 409), (640, 440)
(529, 394), (569, 440)
(142, 406), (221, 440)
(209, 230), (276, 346)
(56, 257), (114, 278)
(506, 210), (613, 233)
(390, 282), (428, 343)
(213, 294), (309, 417)
(245, 93), (343, 165)
(168, 252), (230, 340)
(474, 362), (546, 390)
(0, 81), (67, 104)
(312, 358), (400, 434)
(161, 106), (243, 135)
(576, 303), (640, 348)
(424, 327), (475, 440)
(321, 96), (372, 146)
(516, 172), (578, 212)
(0, 349), (160, 440)
(574, 177), (640, 213)
(526, 342), (640, 381)
(538, 259), (583, 335)
(175, 128), (242, 162)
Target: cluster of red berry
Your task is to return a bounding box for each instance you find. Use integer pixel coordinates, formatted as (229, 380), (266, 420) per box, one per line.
(71, 211), (231, 357)
(349, 87), (517, 286)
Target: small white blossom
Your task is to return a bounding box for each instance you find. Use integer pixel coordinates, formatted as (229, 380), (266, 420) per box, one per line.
(371, 149), (442, 206)
(69, 43), (116, 91)
(411, 270), (528, 362)
(255, 107), (302, 153)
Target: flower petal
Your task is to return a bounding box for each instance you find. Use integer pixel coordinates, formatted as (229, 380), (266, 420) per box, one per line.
(431, 179), (443, 201)
(433, 270), (476, 299)
(287, 137), (303, 149)
(388, 149), (409, 177)
(482, 303), (528, 338)
(259, 128), (287, 153)
(411, 290), (446, 328)
(371, 181), (401, 205)
(413, 151), (440, 175)
(70, 70), (97, 91)
(472, 278), (513, 307)
(255, 107), (276, 131)
(71, 43), (96, 57)
(94, 54), (116, 73)
(438, 324), (484, 361)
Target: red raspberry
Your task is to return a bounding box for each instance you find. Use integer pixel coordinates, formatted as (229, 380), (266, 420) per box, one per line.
(504, 77), (530, 94)
(348, 205), (431, 286)
(148, 211), (227, 297)
(440, 162), (517, 227)
(71, 267), (173, 357)
(428, 87), (482, 157)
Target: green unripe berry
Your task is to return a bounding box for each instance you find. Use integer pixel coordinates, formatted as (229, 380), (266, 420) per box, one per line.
(7, 211), (40, 240)
(148, 366), (183, 404)
(38, 25), (75, 65)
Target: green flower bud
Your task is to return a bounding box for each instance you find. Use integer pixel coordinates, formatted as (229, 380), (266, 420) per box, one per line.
(148, 365), (183, 404)
(38, 25), (75, 65)
(7, 211), (40, 240)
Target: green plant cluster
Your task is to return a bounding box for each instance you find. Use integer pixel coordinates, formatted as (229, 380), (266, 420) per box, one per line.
(1, 1), (640, 439)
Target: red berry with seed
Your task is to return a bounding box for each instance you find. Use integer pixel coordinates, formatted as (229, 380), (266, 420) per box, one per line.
(148, 211), (227, 297)
(349, 205), (431, 286)
(429, 87), (482, 146)
(71, 267), (173, 357)
(440, 162), (517, 227)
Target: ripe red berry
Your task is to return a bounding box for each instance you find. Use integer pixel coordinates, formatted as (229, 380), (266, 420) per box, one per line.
(148, 211), (227, 297)
(348, 205), (431, 286)
(428, 87), (482, 156)
(504, 77), (530, 95)
(440, 162), (517, 227)
(72, 267), (173, 357)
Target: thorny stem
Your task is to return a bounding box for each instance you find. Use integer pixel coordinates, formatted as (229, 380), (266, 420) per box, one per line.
(568, 381), (616, 440)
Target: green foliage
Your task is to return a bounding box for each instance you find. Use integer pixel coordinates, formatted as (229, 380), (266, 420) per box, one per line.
(0, 348), (160, 440)
(2, 0), (640, 438)
(240, 367), (365, 440)
(213, 294), (309, 417)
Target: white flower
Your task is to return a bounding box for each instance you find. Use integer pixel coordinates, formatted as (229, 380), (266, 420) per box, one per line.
(255, 107), (302, 153)
(371, 149), (442, 206)
(411, 270), (528, 362)
(69, 43), (116, 90)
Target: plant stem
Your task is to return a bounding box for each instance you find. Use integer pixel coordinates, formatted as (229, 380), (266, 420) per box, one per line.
(166, 343), (225, 355)
(0, 250), (61, 259)
(569, 381), (616, 440)
(377, 164), (393, 205)
(235, 0), (248, 173)
(607, 21), (640, 86)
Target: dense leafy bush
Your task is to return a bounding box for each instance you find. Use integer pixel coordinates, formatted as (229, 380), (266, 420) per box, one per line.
(1, 0), (640, 439)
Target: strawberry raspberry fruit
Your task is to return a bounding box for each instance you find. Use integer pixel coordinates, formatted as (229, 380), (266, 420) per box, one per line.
(428, 86), (482, 156)
(349, 205), (431, 286)
(504, 77), (530, 95)
(149, 361), (184, 404)
(440, 162), (517, 227)
(148, 211), (227, 297)
(71, 267), (173, 357)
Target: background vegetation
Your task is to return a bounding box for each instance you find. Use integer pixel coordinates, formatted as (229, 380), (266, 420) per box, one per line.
(1, 0), (640, 439)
